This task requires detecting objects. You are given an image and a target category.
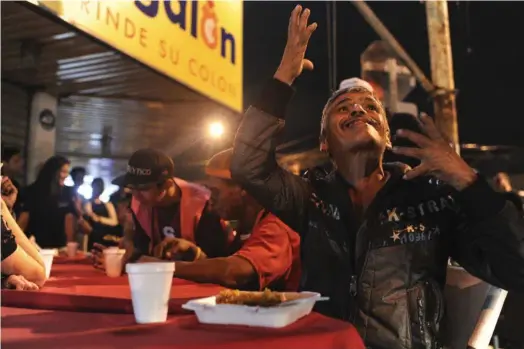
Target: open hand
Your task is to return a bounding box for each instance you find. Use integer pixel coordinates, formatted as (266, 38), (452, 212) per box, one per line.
(274, 5), (317, 85)
(153, 237), (205, 261)
(6, 275), (39, 291)
(91, 243), (107, 270)
(392, 113), (477, 191)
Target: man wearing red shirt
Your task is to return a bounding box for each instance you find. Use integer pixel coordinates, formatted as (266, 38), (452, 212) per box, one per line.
(161, 148), (301, 291)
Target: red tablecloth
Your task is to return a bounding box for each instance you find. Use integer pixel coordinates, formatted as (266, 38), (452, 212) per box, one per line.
(53, 253), (93, 265)
(1, 307), (365, 349)
(1, 263), (224, 314)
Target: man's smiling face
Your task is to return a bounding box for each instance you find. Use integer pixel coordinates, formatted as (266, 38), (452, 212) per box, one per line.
(321, 89), (390, 154)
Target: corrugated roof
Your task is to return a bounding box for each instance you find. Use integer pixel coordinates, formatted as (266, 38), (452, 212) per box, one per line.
(2, 1), (239, 183)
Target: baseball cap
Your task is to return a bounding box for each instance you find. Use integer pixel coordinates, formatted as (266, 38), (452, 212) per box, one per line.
(112, 148), (174, 189)
(205, 148), (232, 180)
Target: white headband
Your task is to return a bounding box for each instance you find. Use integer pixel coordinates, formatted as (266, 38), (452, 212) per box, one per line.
(320, 78), (376, 138)
(338, 78), (374, 94)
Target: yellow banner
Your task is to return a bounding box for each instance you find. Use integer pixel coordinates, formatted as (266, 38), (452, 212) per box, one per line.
(31, 0), (243, 112)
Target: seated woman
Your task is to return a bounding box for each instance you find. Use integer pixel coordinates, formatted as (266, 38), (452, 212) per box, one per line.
(81, 178), (121, 250)
(1, 176), (46, 290)
(17, 156), (76, 248)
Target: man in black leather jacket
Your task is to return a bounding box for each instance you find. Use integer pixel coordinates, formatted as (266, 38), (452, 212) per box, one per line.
(230, 5), (524, 349)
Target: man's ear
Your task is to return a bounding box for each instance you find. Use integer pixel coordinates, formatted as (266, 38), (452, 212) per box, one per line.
(158, 179), (171, 194)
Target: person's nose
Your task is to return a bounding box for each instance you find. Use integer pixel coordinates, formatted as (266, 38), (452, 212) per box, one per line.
(349, 103), (366, 117)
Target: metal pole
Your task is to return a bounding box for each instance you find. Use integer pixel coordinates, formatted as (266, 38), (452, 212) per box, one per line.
(350, 1), (435, 94)
(426, 1), (460, 153)
(386, 58), (399, 113)
(332, 1), (338, 88)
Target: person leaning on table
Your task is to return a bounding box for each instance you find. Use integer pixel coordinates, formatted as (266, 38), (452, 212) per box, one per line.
(90, 148), (236, 270)
(1, 175), (46, 290)
(152, 148), (301, 291)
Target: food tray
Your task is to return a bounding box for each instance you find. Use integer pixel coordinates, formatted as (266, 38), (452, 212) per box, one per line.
(182, 291), (322, 328)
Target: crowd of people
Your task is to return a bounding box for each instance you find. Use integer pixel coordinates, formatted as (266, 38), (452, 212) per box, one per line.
(0, 149), (129, 289)
(1, 5), (524, 349)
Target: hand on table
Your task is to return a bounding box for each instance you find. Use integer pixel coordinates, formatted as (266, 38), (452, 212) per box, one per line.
(6, 275), (39, 291)
(153, 237), (206, 262)
(392, 113), (477, 191)
(274, 5), (317, 86)
(91, 243), (107, 270)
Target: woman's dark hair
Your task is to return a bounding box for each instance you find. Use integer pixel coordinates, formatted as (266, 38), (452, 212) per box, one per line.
(33, 155), (70, 197)
(91, 177), (105, 198)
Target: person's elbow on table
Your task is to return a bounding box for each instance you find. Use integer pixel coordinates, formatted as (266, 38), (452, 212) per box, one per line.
(19, 264), (46, 288)
(220, 256), (258, 289)
(22, 254), (46, 288)
(1, 247), (46, 287)
(175, 256), (257, 290)
(31, 266), (46, 288)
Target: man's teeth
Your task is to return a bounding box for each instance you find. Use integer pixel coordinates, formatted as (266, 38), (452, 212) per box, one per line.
(342, 120), (365, 128)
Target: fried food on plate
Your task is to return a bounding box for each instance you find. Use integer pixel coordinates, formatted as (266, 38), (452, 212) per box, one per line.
(216, 289), (301, 307)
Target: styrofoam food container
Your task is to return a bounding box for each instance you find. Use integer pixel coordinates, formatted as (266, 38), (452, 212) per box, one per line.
(182, 291), (322, 328)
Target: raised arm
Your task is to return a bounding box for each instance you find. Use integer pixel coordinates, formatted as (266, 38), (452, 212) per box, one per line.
(392, 113), (524, 290)
(231, 5), (317, 234)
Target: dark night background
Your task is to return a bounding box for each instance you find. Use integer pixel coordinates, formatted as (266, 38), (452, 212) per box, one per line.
(242, 1), (524, 148)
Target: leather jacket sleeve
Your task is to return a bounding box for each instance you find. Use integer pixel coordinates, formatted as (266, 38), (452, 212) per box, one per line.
(449, 176), (524, 291)
(231, 78), (312, 235)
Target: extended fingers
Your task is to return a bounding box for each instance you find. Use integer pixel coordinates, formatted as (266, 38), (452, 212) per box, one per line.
(291, 6), (317, 37)
(289, 5), (302, 30)
(11, 275), (39, 290)
(299, 7), (310, 29)
(392, 146), (424, 159)
(403, 164), (430, 181)
(418, 113), (444, 141)
(307, 22), (318, 34)
(396, 129), (431, 148)
(26, 281), (39, 291)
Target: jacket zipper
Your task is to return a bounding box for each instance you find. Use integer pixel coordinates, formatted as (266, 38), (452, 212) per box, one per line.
(427, 280), (444, 347)
(349, 221), (370, 321)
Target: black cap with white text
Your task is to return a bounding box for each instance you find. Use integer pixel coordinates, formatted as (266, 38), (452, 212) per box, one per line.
(112, 148), (174, 189)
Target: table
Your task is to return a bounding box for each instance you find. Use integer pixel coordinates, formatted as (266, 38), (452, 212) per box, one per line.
(2, 264), (224, 314)
(1, 307), (364, 349)
(1, 258), (365, 349)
